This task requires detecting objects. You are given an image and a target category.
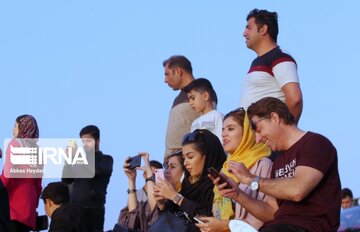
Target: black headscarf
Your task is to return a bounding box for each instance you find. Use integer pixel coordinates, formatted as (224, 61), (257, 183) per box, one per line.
(179, 129), (227, 217)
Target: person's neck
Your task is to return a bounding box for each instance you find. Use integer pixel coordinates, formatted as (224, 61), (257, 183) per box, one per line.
(254, 42), (277, 57)
(279, 125), (306, 150)
(201, 106), (214, 115)
(189, 175), (200, 184)
(50, 204), (62, 218)
(180, 75), (195, 89)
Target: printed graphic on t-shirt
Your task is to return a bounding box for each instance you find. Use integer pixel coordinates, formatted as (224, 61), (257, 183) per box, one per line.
(274, 159), (296, 178)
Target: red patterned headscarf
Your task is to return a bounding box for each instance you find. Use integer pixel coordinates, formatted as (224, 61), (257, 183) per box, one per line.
(16, 115), (39, 139)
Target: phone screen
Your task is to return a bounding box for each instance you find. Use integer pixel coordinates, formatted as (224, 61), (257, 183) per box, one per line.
(208, 167), (232, 189)
(154, 168), (164, 182)
(127, 155), (141, 170)
(193, 217), (205, 224)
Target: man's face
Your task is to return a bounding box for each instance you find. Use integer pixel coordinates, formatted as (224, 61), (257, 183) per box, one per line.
(81, 133), (97, 152)
(44, 199), (52, 218)
(243, 17), (262, 51)
(251, 114), (280, 151)
(342, 196), (352, 209)
(164, 64), (182, 90)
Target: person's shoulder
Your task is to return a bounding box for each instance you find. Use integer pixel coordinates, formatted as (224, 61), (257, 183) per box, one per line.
(96, 151), (114, 163)
(304, 131), (332, 144)
(256, 157), (273, 169)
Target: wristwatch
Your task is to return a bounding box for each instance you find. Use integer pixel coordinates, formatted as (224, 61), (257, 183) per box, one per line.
(173, 194), (183, 205)
(250, 176), (260, 191)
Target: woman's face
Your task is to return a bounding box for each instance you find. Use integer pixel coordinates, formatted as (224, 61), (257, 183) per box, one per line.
(165, 156), (184, 188)
(13, 122), (19, 138)
(182, 143), (206, 179)
(222, 116), (244, 154)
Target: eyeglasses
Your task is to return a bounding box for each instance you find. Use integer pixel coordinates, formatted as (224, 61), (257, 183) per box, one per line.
(250, 116), (270, 132)
(182, 130), (203, 143)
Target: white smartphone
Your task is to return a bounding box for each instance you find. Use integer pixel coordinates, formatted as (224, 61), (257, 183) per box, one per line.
(193, 216), (205, 224)
(154, 168), (164, 182)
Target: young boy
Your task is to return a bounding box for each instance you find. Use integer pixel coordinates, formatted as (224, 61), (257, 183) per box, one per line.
(184, 78), (223, 142)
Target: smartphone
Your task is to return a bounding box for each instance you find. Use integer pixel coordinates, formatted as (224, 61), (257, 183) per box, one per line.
(208, 167), (232, 189)
(193, 216), (205, 224)
(154, 168), (164, 182)
(127, 155), (141, 170)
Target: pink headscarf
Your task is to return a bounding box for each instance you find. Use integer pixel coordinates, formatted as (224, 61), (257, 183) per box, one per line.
(17, 115), (39, 139)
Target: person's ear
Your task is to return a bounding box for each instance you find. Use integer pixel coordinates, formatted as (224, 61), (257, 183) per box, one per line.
(175, 67), (182, 77)
(260, 24), (268, 36)
(203, 92), (210, 101)
(270, 112), (280, 124)
(45, 198), (53, 208)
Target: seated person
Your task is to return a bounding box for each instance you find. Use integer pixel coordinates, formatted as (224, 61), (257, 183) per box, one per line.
(342, 188), (355, 209)
(153, 129), (227, 232)
(215, 97), (341, 232)
(41, 182), (86, 232)
(118, 153), (162, 232)
(197, 108), (272, 231)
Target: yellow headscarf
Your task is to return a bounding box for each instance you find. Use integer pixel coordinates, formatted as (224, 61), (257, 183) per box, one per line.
(212, 112), (270, 220)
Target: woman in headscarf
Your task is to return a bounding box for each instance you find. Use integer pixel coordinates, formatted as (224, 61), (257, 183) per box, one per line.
(196, 108), (273, 231)
(1, 114), (42, 232)
(153, 129), (227, 232)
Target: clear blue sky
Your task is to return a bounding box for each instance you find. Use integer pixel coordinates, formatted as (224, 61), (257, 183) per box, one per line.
(1, 1), (359, 230)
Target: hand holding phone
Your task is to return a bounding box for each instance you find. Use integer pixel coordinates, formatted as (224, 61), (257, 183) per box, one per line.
(127, 155), (141, 170)
(193, 216), (205, 224)
(208, 167), (232, 189)
(154, 168), (164, 182)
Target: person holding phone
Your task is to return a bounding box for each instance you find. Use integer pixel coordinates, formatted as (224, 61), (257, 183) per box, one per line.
(118, 152), (162, 232)
(153, 129), (226, 232)
(196, 108), (272, 232)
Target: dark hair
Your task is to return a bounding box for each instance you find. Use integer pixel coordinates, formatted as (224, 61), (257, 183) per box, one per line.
(150, 160), (163, 169)
(167, 150), (185, 171)
(342, 188), (353, 199)
(163, 55), (193, 74)
(224, 108), (246, 127)
(79, 125), (100, 140)
(183, 78), (218, 105)
(181, 129), (226, 179)
(248, 97), (295, 125)
(15, 114), (39, 139)
(246, 9), (278, 42)
(41, 182), (69, 205)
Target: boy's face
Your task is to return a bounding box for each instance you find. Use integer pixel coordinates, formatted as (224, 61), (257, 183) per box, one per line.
(187, 90), (208, 113)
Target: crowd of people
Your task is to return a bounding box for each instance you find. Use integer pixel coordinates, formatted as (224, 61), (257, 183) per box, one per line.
(0, 8), (351, 232)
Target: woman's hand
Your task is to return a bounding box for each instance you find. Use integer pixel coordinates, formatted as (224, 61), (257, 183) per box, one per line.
(154, 177), (177, 201)
(123, 156), (136, 181)
(208, 171), (240, 200)
(137, 152), (153, 179)
(195, 216), (229, 232)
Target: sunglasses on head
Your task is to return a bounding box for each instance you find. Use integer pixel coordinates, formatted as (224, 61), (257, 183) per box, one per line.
(182, 130), (204, 143)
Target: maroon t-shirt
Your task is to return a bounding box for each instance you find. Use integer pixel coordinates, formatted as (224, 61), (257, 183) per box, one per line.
(264, 132), (341, 232)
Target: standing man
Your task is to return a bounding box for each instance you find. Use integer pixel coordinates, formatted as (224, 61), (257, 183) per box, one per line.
(240, 9), (303, 124)
(62, 125), (113, 232)
(215, 97), (341, 232)
(163, 55), (200, 162)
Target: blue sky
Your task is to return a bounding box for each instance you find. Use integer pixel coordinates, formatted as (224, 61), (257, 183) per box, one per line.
(1, 1), (360, 230)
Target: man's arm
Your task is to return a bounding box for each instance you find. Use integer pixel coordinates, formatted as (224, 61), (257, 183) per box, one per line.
(213, 172), (278, 222)
(258, 166), (323, 202)
(282, 82), (303, 123)
(229, 161), (324, 202)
